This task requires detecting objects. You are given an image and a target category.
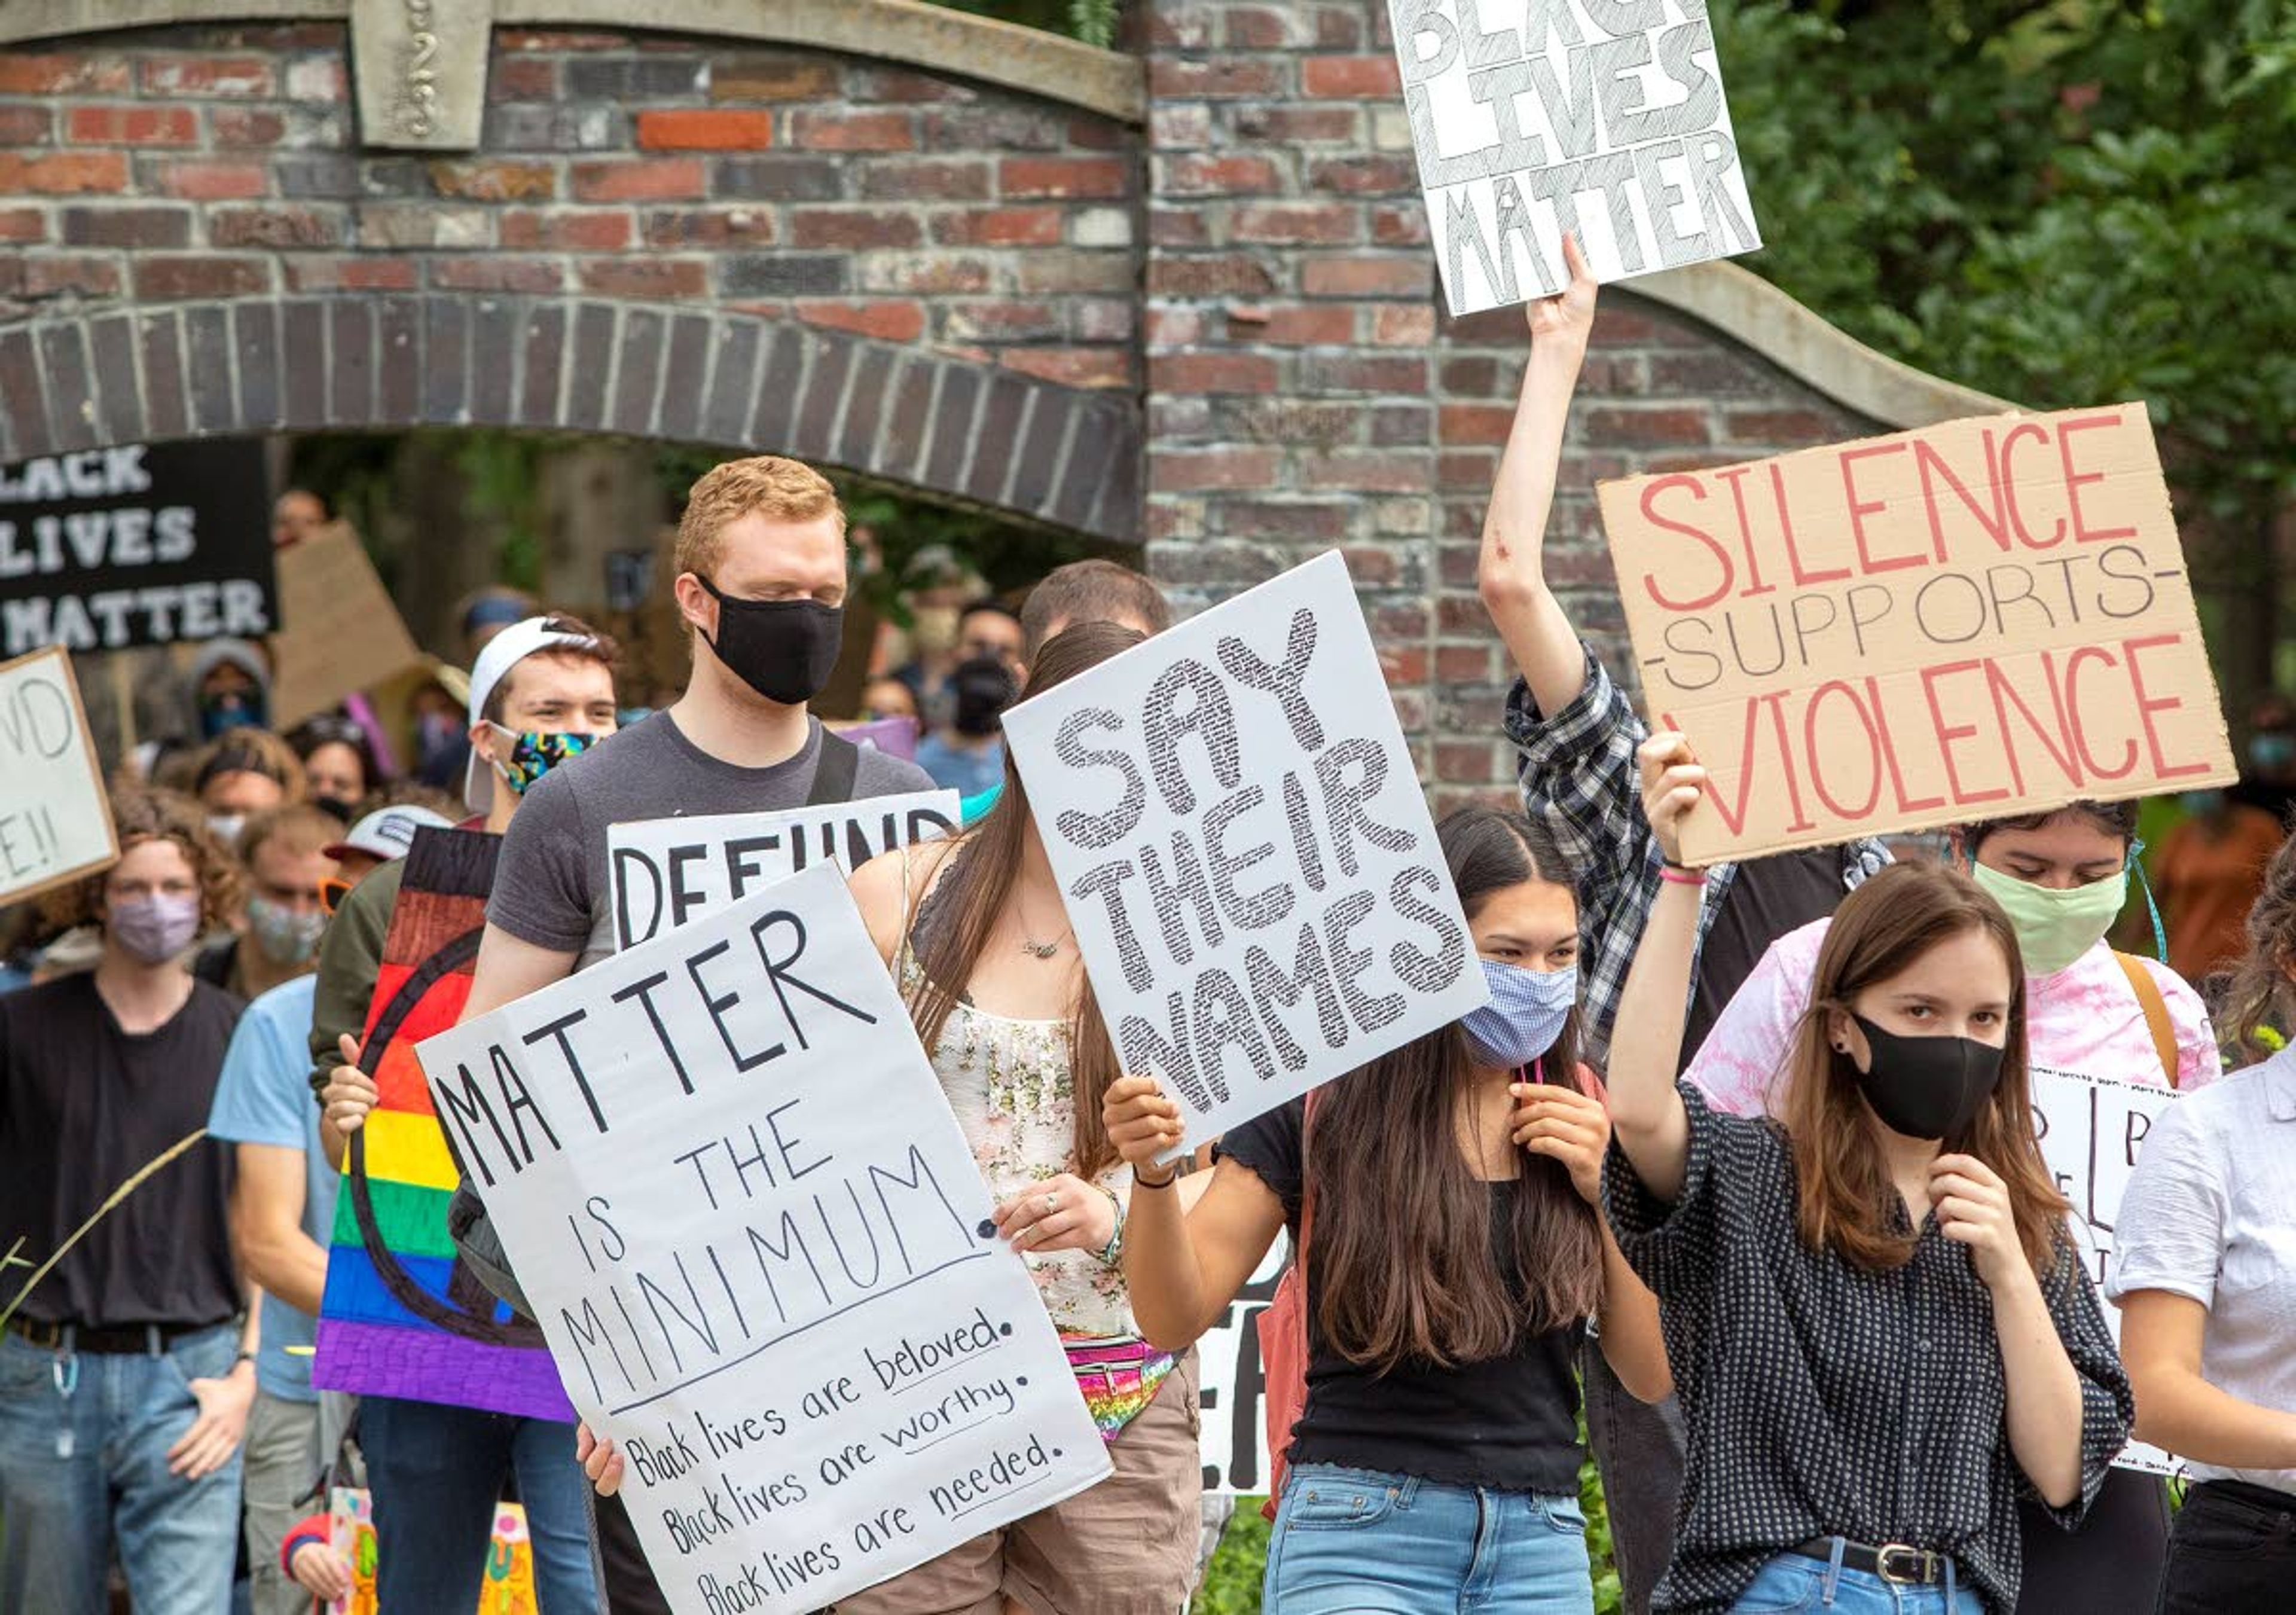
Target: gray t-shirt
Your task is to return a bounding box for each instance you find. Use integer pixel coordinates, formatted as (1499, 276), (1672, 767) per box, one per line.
(488, 711), (936, 967)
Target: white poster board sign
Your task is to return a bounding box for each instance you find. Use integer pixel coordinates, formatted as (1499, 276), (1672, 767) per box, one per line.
(2031, 1063), (2179, 1476)
(1002, 551), (1486, 1157)
(1196, 1238), (1287, 1496)
(417, 863), (1110, 1613)
(1388, 0), (1763, 315)
(0, 647), (117, 905)
(607, 790), (960, 950)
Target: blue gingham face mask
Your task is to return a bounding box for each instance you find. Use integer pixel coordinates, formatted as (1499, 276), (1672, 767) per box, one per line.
(1460, 957), (1578, 1071)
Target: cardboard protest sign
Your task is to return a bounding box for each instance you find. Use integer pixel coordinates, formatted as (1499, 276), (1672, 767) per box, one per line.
(1002, 551), (1486, 1157)
(1600, 403), (2236, 865)
(1389, 0), (1761, 316)
(0, 441), (276, 657)
(0, 648), (117, 906)
(607, 789), (960, 951)
(313, 828), (576, 1422)
(270, 523), (429, 728)
(1196, 1238), (1286, 1496)
(416, 862), (1109, 1614)
(2031, 1063), (2179, 1476)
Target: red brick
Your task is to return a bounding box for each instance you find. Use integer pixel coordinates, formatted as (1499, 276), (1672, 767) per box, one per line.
(1381, 645), (1430, 685)
(1437, 644), (1499, 683)
(1158, 153), (1281, 196)
(789, 111), (912, 151)
(429, 258), (564, 293)
(1440, 404), (1515, 445)
(1147, 59), (1286, 98)
(1372, 306), (1436, 346)
(141, 57), (275, 97)
(1307, 155), (1418, 195)
(208, 109), (288, 147)
(66, 106), (198, 146)
(0, 54), (129, 94)
(1236, 106), (1361, 144)
(498, 209), (630, 251)
(1370, 205), (1431, 248)
(0, 107), (51, 146)
(19, 254), (122, 298)
(1000, 349), (1131, 389)
(856, 68), (973, 105)
(1300, 56), (1401, 98)
(1150, 353), (1280, 393)
(1147, 207), (1211, 248)
(1233, 304), (1355, 345)
(208, 205), (343, 248)
(637, 109), (775, 151)
(1434, 740), (1500, 783)
(579, 258), (710, 297)
(1302, 450), (1427, 493)
(1584, 407), (1713, 447)
(1306, 354), (1428, 393)
(1231, 204), (1360, 245)
(1438, 449), (1501, 490)
(570, 158), (706, 203)
(640, 208), (774, 249)
(1145, 255), (1278, 298)
(1225, 6), (1306, 47)
(149, 160), (268, 201)
(284, 256), (419, 292)
(930, 208), (1061, 248)
(132, 255), (269, 300)
(1300, 257), (1427, 298)
(427, 160), (557, 202)
(795, 300), (926, 342)
(1000, 157), (1128, 200)
(1721, 408), (1844, 445)
(0, 152), (129, 195)
(0, 209), (45, 243)
(712, 56), (838, 100)
(789, 209), (921, 249)
(491, 58), (559, 100)
(1150, 447), (1283, 493)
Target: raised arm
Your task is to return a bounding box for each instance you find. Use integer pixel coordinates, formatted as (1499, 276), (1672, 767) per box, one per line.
(1604, 734), (1708, 1202)
(1479, 233), (1598, 720)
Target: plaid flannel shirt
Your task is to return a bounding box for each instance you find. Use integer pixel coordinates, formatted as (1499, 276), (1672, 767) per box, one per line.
(1502, 646), (1891, 1061)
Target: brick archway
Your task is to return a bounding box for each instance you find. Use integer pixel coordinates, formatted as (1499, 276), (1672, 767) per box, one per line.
(0, 291), (1141, 539)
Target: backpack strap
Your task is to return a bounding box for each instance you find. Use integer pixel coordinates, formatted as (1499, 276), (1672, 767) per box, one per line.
(2114, 951), (2181, 1088)
(806, 726), (860, 807)
(1297, 1089), (1321, 1281)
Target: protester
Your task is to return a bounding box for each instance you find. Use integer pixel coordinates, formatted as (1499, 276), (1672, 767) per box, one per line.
(286, 714), (384, 822)
(2108, 833), (2296, 1613)
(916, 651), (1018, 798)
(320, 802), (453, 898)
(1104, 804), (1669, 1611)
(860, 673), (920, 723)
(278, 1510), (353, 1611)
(408, 670), (475, 792)
(0, 789), (259, 1615)
(2150, 788), (2285, 990)
(195, 805), (338, 1000)
(457, 585), (544, 662)
(337, 456), (935, 1615)
(190, 639), (274, 741)
(1476, 237), (1891, 1611)
(196, 730), (309, 848)
(2230, 692), (2296, 826)
(271, 489), (330, 550)
(1604, 739), (2131, 1613)
(957, 595), (1026, 680)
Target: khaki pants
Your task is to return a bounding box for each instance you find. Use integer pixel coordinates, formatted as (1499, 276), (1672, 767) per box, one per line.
(243, 1391), (323, 1615)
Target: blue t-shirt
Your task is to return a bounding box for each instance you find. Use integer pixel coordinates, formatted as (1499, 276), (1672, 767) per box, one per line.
(205, 975), (333, 1403)
(915, 734), (1006, 801)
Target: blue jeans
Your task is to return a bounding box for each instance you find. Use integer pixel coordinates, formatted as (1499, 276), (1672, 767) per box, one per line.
(359, 1393), (598, 1614)
(1730, 1549), (1984, 1613)
(1265, 1463), (1594, 1613)
(0, 1323), (245, 1615)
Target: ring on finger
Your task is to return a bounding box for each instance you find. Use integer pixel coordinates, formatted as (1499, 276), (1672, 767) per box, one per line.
(1043, 1191), (1059, 1213)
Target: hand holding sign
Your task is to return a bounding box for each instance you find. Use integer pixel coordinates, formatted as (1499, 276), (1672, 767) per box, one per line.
(1102, 1076), (1187, 1173)
(1636, 732), (1708, 869)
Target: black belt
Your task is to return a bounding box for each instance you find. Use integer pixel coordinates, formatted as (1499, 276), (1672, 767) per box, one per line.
(1793, 1537), (1955, 1587)
(6, 1316), (219, 1354)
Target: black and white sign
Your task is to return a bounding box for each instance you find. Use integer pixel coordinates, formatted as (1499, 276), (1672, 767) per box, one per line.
(0, 647), (117, 905)
(0, 440), (276, 657)
(1196, 1240), (1286, 1496)
(417, 863), (1109, 1614)
(1002, 551), (1486, 1157)
(1388, 0), (1763, 315)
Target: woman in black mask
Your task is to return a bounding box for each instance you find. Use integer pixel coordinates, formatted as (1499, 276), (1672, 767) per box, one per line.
(1596, 732), (2132, 1615)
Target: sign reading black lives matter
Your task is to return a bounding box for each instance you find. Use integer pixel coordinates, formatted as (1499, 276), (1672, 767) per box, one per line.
(416, 863), (1108, 1615)
(1388, 0), (1762, 316)
(1002, 551), (1487, 1156)
(0, 441), (277, 658)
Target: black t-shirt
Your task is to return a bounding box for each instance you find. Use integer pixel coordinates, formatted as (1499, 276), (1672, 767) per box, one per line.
(1681, 847), (1848, 1068)
(1217, 1097), (1586, 1495)
(0, 973), (245, 1328)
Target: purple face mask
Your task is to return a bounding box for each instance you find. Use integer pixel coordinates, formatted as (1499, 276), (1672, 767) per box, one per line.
(108, 893), (202, 964)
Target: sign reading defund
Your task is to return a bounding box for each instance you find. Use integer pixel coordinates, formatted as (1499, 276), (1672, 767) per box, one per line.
(0, 648), (117, 906)
(1001, 552), (1486, 1156)
(416, 863), (1109, 1614)
(1388, 0), (1761, 316)
(1600, 403), (2236, 865)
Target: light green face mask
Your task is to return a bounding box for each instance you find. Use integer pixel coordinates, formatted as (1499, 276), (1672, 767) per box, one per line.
(1969, 860), (2127, 976)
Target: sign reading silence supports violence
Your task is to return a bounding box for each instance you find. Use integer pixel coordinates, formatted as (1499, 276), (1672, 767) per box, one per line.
(416, 862), (1109, 1615)
(1599, 402), (2237, 865)
(0, 648), (117, 907)
(1001, 551), (1487, 1158)
(1389, 0), (1761, 316)
(0, 441), (276, 657)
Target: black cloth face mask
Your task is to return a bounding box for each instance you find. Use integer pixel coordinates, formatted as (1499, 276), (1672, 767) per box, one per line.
(1846, 1014), (2005, 1141)
(695, 576), (843, 707)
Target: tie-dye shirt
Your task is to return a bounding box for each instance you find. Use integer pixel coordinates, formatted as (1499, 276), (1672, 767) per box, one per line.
(1686, 921), (2221, 1118)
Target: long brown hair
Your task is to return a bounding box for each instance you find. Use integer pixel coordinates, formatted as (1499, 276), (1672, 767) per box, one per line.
(2215, 827), (2296, 1063)
(906, 621), (1146, 1182)
(1311, 805), (1604, 1374)
(1781, 861), (2068, 1274)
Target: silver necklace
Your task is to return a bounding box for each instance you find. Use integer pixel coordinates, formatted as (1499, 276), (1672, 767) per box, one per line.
(1016, 894), (1072, 959)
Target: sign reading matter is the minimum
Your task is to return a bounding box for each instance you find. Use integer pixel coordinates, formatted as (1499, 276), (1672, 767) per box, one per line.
(1002, 551), (1486, 1157)
(1390, 0), (1761, 315)
(1600, 402), (2236, 865)
(416, 863), (1108, 1615)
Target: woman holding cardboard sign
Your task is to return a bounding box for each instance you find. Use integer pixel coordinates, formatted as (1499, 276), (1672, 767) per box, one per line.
(1102, 804), (1670, 1614)
(1601, 731), (2131, 1613)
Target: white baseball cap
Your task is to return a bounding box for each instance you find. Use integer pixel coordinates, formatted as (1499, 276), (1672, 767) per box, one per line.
(462, 616), (607, 812)
(323, 805), (454, 865)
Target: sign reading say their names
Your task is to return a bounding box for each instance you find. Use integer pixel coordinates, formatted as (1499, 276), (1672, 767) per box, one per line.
(2030, 1064), (2179, 1476)
(607, 789), (960, 951)
(0, 648), (117, 906)
(1390, 0), (1761, 316)
(0, 441), (276, 657)
(1600, 402), (2236, 865)
(416, 863), (1109, 1614)
(1002, 551), (1486, 1158)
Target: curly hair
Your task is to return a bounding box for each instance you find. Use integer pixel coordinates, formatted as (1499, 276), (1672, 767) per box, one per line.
(674, 456), (844, 582)
(2216, 828), (2296, 1063)
(40, 787), (242, 935)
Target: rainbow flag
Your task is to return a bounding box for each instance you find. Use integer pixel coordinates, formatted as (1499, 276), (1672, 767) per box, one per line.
(312, 828), (573, 1421)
